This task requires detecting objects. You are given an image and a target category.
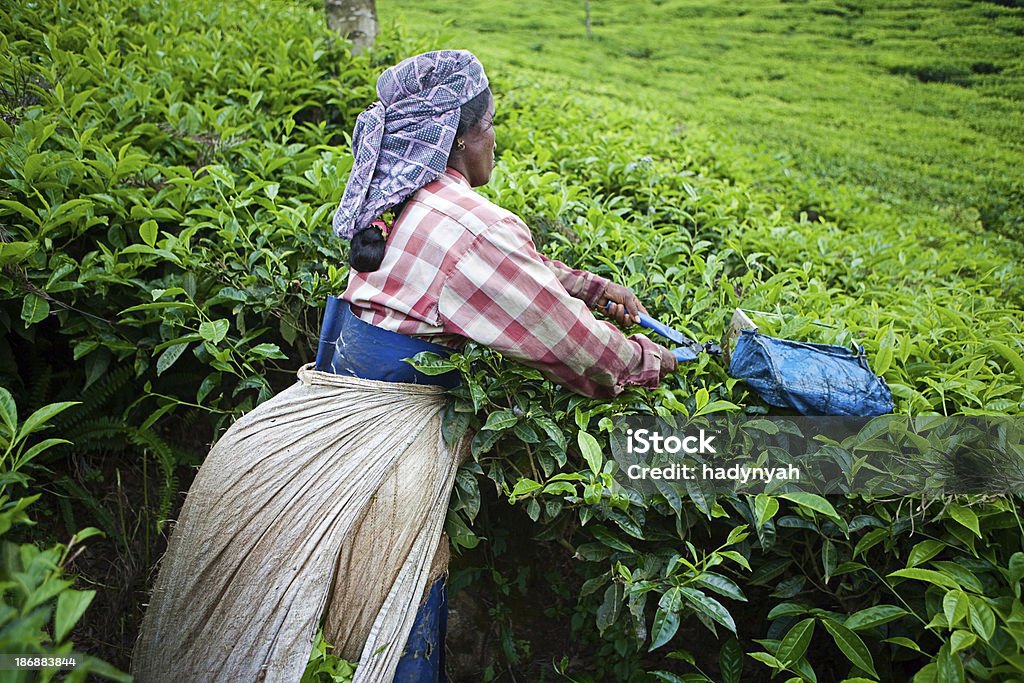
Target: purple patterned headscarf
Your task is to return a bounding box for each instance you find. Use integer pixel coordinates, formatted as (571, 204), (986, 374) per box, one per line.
(332, 50), (490, 239)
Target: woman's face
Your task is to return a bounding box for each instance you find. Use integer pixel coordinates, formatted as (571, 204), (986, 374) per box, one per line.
(459, 94), (496, 187)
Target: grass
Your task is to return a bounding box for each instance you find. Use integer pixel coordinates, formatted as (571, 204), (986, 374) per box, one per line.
(379, 0), (1024, 239)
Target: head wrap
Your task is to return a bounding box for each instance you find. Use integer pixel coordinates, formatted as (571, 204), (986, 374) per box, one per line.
(332, 50), (490, 239)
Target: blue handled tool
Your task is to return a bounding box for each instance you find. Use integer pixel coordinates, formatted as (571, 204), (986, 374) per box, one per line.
(603, 303), (721, 362)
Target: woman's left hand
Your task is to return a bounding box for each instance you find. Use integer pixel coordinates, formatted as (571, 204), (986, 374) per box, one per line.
(598, 283), (647, 327)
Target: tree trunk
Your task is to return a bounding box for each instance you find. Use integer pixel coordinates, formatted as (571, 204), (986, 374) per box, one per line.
(325, 0), (379, 55)
(585, 0), (592, 38)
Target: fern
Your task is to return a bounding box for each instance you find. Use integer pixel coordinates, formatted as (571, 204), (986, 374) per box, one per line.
(127, 427), (180, 533)
(23, 354), (53, 414)
(54, 364), (134, 434)
(54, 476), (125, 553)
(61, 417), (132, 452)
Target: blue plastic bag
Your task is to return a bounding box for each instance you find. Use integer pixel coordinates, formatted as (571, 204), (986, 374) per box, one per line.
(729, 329), (894, 416)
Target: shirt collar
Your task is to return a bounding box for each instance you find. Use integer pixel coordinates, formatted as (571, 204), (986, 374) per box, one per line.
(444, 167), (470, 187)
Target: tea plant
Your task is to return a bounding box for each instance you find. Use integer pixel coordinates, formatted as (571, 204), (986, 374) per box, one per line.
(0, 391), (127, 680)
(2, 0), (1023, 679)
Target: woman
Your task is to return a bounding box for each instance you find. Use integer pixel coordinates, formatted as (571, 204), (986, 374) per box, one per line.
(133, 50), (679, 683)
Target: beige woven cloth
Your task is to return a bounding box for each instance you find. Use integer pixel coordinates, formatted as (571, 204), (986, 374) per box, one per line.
(132, 364), (465, 683)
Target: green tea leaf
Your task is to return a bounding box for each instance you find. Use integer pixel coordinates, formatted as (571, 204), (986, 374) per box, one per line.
(0, 199), (41, 226)
(720, 637), (743, 683)
(907, 540), (946, 568)
(0, 241), (37, 266)
(946, 503), (981, 538)
(968, 597), (996, 641)
(888, 568), (961, 591)
(845, 604), (909, 631)
(0, 388), (17, 439)
(483, 409), (518, 432)
(883, 637), (925, 653)
(822, 619), (877, 678)
(777, 617), (814, 665)
(17, 401), (79, 442)
(754, 494), (779, 527)
(592, 526), (634, 553)
(139, 219), (158, 247)
(853, 528), (888, 559)
(651, 672), (709, 683)
(470, 428), (502, 457)
(949, 630), (976, 655)
(725, 524), (749, 546)
(719, 550), (751, 571)
(650, 604), (681, 651)
(199, 319), (229, 344)
(943, 590), (969, 628)
(508, 478), (541, 500)
(249, 343), (286, 359)
(534, 416), (567, 452)
(936, 642), (965, 683)
(680, 586), (736, 634)
(695, 572), (746, 602)
(767, 602), (807, 620)
(748, 652), (785, 670)
(17, 438), (72, 468)
(822, 539), (837, 582)
(156, 342), (189, 376)
(578, 430), (603, 475)
(596, 583), (624, 635)
(684, 473), (714, 518)
(989, 340), (1024, 381)
(445, 512), (479, 550)
(21, 293), (50, 326)
(55, 589), (95, 641)
(779, 492), (845, 530)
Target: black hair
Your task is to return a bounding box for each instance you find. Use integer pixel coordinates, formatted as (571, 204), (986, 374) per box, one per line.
(348, 223), (388, 273)
(454, 87), (492, 140)
(348, 87), (493, 273)
(347, 199), (405, 272)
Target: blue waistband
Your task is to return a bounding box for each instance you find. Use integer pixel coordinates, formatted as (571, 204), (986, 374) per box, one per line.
(314, 297), (460, 389)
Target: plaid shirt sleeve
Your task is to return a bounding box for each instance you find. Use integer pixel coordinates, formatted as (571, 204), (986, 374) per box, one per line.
(539, 254), (610, 307)
(437, 215), (666, 399)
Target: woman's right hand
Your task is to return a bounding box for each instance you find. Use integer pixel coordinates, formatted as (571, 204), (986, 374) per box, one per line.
(598, 282), (647, 327)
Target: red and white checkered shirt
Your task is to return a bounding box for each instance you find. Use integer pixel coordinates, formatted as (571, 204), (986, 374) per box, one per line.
(343, 168), (666, 398)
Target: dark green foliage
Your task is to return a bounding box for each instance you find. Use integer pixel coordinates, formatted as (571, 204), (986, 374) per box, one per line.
(0, 388), (128, 680)
(0, 0), (413, 667)
(1, 0), (1023, 680)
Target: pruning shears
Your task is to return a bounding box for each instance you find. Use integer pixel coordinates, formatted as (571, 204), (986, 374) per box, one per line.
(604, 302), (722, 362)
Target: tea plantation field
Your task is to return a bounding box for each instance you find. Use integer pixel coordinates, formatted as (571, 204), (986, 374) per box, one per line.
(383, 0), (1024, 240)
(1, 0), (1022, 681)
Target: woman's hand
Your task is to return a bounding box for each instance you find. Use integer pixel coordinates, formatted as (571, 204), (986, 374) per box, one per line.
(597, 282), (648, 327)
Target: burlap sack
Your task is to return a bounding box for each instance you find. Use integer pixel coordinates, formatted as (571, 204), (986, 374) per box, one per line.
(132, 364), (465, 682)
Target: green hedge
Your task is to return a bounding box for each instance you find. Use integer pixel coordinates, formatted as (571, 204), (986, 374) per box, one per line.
(2, 0), (1023, 680)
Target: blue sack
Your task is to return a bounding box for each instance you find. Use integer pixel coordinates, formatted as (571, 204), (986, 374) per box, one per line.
(729, 329), (894, 416)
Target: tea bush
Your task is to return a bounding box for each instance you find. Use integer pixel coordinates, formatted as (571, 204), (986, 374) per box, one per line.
(0, 0), (406, 667)
(418, 84), (1024, 681)
(1, 0), (1023, 680)
(0, 388), (130, 680)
